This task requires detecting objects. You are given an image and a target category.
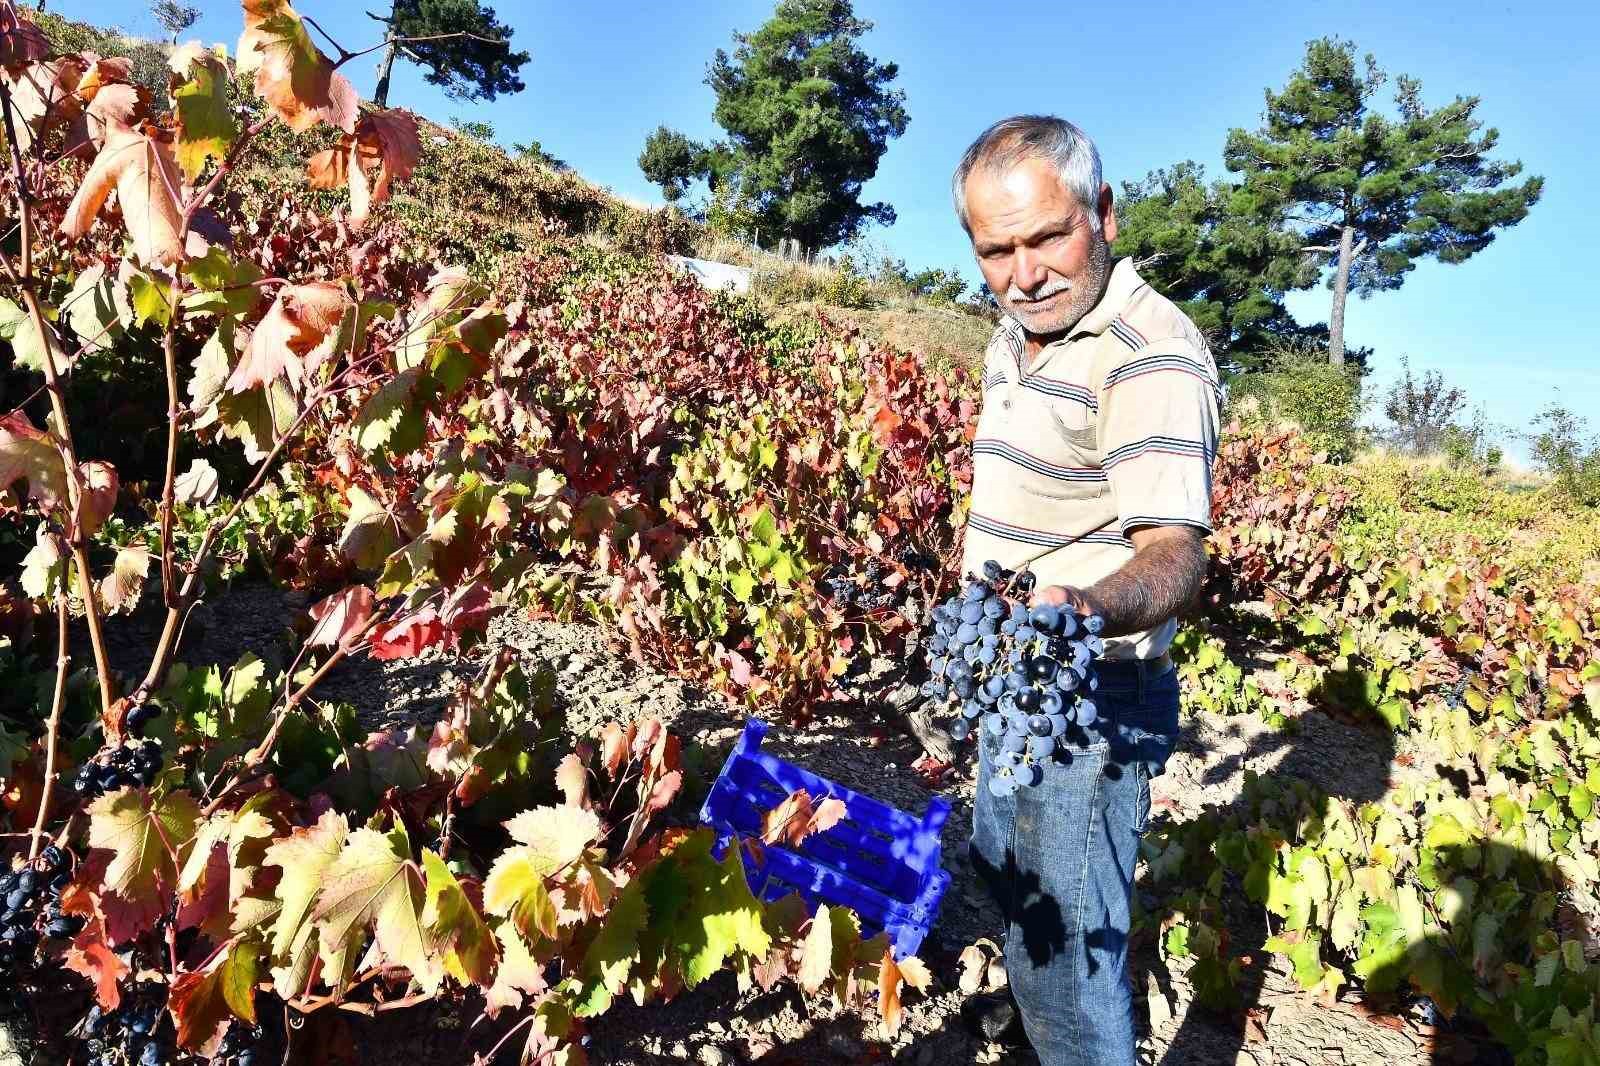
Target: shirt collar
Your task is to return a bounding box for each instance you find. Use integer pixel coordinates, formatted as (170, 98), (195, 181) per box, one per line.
(995, 257), (1146, 366)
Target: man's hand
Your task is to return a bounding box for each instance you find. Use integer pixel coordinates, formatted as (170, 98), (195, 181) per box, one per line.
(1032, 525), (1208, 640)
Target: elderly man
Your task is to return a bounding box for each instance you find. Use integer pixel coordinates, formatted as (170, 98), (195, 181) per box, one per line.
(952, 116), (1219, 1065)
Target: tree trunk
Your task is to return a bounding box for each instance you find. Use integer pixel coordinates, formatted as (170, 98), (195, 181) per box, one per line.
(1328, 225), (1354, 366)
(372, 4), (399, 109)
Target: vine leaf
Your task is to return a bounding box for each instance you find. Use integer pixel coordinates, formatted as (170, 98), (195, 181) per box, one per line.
(85, 787), (201, 944)
(63, 935), (130, 1012)
(554, 754), (587, 808)
(260, 810), (347, 995)
(99, 545), (150, 614)
(677, 835), (771, 987)
(483, 806), (602, 941)
(306, 584), (375, 649)
(0, 5), (49, 67)
(168, 43), (237, 180)
(59, 129), (188, 266)
(226, 281), (349, 392)
(75, 459), (119, 537)
(174, 458), (220, 506)
(0, 410), (67, 512)
(420, 850), (497, 988)
(574, 875), (648, 1017)
(236, 0), (357, 134)
(312, 823), (440, 993)
(483, 923), (546, 1016)
(797, 903), (833, 993)
(306, 109), (421, 227)
(168, 936), (260, 1055)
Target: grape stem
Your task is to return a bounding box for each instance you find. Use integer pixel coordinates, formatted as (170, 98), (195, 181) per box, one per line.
(27, 590), (70, 861)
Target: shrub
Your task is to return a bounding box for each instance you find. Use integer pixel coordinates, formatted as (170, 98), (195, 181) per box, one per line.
(598, 202), (698, 258)
(1226, 346), (1364, 460)
(1531, 404), (1600, 508)
(1382, 355), (1468, 455)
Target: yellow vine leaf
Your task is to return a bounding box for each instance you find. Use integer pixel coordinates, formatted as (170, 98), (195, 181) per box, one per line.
(259, 810), (346, 995)
(420, 850), (497, 988)
(312, 823), (441, 993)
(483, 805), (602, 941)
(168, 42), (236, 180)
(85, 787), (201, 944)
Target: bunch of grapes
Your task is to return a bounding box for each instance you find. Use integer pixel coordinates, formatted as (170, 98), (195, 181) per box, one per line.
(214, 1021), (266, 1066)
(921, 560), (1106, 798)
(0, 845), (82, 984)
(81, 999), (172, 1066)
(73, 703), (164, 800)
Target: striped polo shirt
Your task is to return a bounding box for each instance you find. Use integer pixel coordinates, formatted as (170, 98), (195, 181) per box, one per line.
(960, 257), (1220, 660)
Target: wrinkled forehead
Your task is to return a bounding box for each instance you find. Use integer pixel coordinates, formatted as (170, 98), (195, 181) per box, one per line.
(964, 159), (1081, 233)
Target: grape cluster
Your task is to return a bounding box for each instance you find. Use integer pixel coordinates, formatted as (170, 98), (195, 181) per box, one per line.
(921, 560), (1106, 798)
(74, 703), (164, 800)
(81, 1000), (172, 1066)
(0, 845), (81, 983)
(214, 1022), (265, 1066)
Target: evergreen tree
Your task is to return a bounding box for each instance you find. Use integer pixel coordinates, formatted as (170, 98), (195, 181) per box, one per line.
(1226, 38), (1542, 364)
(638, 0), (908, 249)
(371, 0), (528, 109)
(150, 0), (198, 45)
(1112, 161), (1319, 363)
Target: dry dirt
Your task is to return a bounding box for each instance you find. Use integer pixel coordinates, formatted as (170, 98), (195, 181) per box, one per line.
(23, 583), (1483, 1066)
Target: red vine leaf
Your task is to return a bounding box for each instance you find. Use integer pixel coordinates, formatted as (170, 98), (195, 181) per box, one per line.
(0, 3), (49, 67)
(168, 937), (260, 1055)
(306, 108), (420, 227)
(369, 606), (446, 660)
(64, 935), (130, 1012)
(306, 584), (375, 649)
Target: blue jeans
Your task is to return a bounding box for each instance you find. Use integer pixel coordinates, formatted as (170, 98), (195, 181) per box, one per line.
(970, 662), (1181, 1066)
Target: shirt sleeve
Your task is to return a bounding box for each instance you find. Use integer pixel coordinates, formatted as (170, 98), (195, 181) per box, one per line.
(1097, 342), (1221, 534)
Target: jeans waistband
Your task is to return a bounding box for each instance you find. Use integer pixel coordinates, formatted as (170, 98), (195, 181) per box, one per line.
(1093, 652), (1174, 682)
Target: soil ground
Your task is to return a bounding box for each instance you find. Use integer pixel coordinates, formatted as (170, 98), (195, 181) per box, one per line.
(16, 583), (1485, 1066)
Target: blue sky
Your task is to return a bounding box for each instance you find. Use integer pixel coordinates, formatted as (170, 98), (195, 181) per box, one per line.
(54, 0), (1600, 464)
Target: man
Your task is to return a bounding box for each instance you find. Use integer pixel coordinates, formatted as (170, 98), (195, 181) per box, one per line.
(951, 116), (1219, 1065)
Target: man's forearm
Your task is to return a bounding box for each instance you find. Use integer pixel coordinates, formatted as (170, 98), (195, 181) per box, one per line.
(1078, 531), (1208, 639)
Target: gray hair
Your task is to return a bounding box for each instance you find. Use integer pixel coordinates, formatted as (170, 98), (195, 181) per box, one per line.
(951, 116), (1104, 234)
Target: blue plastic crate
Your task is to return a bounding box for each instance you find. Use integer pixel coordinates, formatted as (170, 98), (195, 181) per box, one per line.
(699, 718), (952, 959)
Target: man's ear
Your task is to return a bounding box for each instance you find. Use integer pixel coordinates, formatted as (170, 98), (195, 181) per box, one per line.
(1099, 182), (1118, 244)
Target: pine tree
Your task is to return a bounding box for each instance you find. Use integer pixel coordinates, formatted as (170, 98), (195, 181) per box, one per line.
(1226, 38), (1542, 365)
(638, 0), (908, 249)
(1112, 161), (1319, 362)
(370, 0), (529, 109)
(150, 0), (198, 45)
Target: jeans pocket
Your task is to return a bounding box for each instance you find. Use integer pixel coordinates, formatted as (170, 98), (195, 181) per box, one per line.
(1133, 757), (1152, 835)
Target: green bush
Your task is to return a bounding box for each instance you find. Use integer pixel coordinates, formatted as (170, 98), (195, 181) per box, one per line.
(1227, 348), (1365, 460)
(598, 203), (698, 258)
(1531, 404), (1600, 509)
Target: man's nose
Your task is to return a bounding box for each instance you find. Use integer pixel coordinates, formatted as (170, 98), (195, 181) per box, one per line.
(1013, 247), (1046, 294)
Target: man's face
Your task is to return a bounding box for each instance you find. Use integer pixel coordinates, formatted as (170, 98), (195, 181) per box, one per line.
(964, 156), (1118, 338)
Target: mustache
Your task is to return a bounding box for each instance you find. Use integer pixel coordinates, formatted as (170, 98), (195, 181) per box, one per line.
(1005, 279), (1072, 304)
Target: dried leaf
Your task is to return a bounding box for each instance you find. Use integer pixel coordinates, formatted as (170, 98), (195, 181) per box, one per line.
(306, 109), (420, 227)
(99, 545), (150, 614)
(797, 904), (833, 993)
(174, 458), (220, 506)
(236, 0), (357, 133)
(0, 410), (67, 513)
(0, 4), (50, 67)
(554, 754), (588, 808)
(877, 950), (904, 1036)
(59, 128), (187, 266)
(226, 281), (349, 392)
(76, 458), (118, 537)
